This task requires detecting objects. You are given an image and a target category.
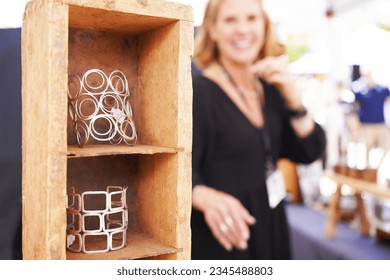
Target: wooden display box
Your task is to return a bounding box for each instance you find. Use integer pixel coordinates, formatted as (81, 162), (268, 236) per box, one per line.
(22, 0), (193, 260)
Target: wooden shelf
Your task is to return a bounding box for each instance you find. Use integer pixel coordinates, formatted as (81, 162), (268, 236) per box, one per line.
(67, 230), (182, 260)
(67, 0), (192, 33)
(22, 0), (193, 260)
(325, 170), (390, 199)
(67, 144), (180, 158)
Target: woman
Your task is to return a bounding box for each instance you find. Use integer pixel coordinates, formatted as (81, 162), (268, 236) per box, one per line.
(191, 0), (326, 259)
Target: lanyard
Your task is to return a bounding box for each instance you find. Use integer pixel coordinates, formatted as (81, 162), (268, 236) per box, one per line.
(259, 90), (275, 177)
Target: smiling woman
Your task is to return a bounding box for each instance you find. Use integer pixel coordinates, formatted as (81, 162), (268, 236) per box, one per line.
(190, 0), (326, 260)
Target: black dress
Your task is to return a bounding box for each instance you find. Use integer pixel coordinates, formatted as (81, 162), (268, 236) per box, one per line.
(191, 75), (326, 260)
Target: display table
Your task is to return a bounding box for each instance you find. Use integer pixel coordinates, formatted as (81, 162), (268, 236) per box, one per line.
(286, 203), (390, 259)
(324, 170), (390, 239)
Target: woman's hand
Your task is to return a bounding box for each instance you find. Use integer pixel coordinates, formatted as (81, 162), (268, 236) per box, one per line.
(251, 55), (301, 110)
(251, 55), (315, 137)
(192, 185), (256, 251)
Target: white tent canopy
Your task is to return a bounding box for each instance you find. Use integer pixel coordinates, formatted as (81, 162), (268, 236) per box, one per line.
(341, 23), (390, 66)
(289, 49), (332, 75)
(289, 24), (390, 82)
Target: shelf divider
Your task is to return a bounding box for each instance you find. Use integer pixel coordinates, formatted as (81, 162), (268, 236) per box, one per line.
(67, 144), (180, 158)
(66, 230), (182, 260)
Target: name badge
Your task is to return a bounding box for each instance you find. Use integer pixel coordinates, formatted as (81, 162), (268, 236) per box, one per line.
(266, 168), (287, 208)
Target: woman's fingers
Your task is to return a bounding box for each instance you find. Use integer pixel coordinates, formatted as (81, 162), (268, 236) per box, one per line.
(205, 213), (234, 251)
(209, 194), (255, 251)
(206, 207), (248, 250)
(224, 215), (249, 250)
(251, 55), (301, 106)
(192, 185), (256, 251)
(228, 202), (256, 244)
(251, 55), (290, 85)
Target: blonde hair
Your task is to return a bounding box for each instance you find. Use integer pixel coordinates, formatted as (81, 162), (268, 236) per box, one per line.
(193, 0), (285, 69)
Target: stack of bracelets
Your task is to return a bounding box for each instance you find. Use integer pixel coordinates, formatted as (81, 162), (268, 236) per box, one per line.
(66, 186), (128, 254)
(67, 69), (137, 147)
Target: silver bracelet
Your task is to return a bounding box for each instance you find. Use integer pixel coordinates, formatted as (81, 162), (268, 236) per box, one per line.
(66, 186), (128, 254)
(68, 69), (137, 147)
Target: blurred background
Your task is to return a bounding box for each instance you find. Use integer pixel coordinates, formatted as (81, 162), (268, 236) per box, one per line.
(3, 1), (390, 84)
(1, 0), (390, 259)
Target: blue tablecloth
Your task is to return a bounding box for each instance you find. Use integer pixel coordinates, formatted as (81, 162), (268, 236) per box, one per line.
(286, 203), (390, 259)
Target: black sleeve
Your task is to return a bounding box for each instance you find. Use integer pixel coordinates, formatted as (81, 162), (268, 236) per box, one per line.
(280, 114), (326, 164)
(263, 82), (326, 165)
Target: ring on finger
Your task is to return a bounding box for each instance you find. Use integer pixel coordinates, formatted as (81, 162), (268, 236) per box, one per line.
(219, 223), (228, 233)
(224, 216), (234, 227)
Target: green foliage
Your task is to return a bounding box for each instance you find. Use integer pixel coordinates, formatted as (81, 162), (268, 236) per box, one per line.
(286, 44), (308, 63)
(378, 23), (390, 32)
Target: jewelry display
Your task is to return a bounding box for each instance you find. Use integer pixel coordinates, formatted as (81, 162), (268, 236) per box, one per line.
(68, 69), (137, 147)
(66, 186), (128, 254)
